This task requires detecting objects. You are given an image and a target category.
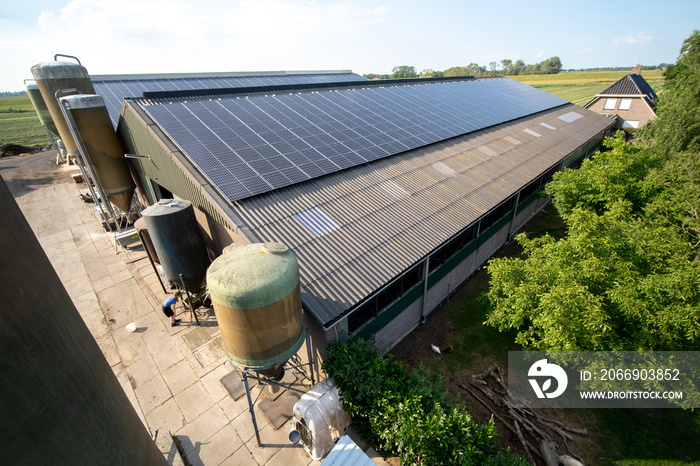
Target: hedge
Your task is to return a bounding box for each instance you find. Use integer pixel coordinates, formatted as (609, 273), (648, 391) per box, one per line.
(322, 335), (528, 465)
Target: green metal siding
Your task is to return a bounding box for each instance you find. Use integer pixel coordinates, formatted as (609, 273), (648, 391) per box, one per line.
(516, 191), (541, 215)
(357, 284), (423, 340)
(118, 106), (234, 230)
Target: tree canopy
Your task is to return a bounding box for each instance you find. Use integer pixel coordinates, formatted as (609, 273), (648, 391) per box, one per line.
(485, 136), (700, 351)
(364, 56), (566, 80)
(391, 65), (418, 79)
(638, 30), (700, 154)
(484, 31), (700, 353)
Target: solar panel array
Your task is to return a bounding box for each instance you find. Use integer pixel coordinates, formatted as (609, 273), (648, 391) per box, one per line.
(142, 78), (568, 202)
(93, 73), (367, 127)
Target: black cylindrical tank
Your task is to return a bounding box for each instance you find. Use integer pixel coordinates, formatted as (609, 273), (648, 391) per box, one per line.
(141, 199), (209, 290)
(134, 217), (160, 265)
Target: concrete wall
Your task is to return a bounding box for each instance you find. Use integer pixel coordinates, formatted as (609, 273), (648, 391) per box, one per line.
(373, 296), (422, 351)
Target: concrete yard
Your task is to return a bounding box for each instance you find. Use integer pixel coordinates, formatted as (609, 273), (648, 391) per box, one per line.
(1, 150), (389, 466)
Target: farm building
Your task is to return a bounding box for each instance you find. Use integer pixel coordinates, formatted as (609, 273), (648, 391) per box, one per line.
(98, 73), (616, 352)
(584, 69), (657, 129)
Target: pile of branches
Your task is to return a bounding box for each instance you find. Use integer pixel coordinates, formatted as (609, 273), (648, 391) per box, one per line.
(459, 365), (587, 466)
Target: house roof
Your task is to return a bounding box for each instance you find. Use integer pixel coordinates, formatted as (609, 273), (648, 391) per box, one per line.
(598, 73), (658, 100)
(92, 70), (367, 127)
(228, 104), (613, 327)
(134, 78), (568, 203)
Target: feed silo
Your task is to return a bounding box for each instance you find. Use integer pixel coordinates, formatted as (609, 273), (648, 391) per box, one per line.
(25, 82), (58, 139)
(30, 60), (95, 159)
(59, 94), (135, 212)
(206, 242), (305, 378)
(141, 199), (210, 291)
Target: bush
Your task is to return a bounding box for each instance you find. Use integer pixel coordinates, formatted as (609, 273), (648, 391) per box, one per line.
(322, 335), (528, 465)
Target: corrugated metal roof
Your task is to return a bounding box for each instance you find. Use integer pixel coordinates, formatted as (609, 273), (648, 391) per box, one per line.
(231, 104), (613, 326)
(321, 435), (374, 465)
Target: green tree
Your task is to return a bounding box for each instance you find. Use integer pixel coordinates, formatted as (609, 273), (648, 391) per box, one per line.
(512, 60), (526, 75)
(485, 135), (700, 351)
(420, 68), (443, 78)
(444, 66), (470, 77)
(638, 30), (700, 154)
(500, 59), (513, 75)
(536, 56), (562, 74)
(467, 62), (487, 76)
(363, 73), (390, 80)
(391, 65), (418, 79)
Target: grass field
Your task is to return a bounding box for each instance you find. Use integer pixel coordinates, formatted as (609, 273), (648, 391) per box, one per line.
(0, 70), (668, 147)
(513, 69), (665, 106)
(0, 96), (52, 147)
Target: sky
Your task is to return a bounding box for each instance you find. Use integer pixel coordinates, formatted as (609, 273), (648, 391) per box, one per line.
(2, 0), (698, 91)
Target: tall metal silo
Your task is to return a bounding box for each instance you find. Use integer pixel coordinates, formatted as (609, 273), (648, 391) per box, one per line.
(59, 94), (135, 212)
(30, 59), (95, 159)
(25, 82), (59, 143)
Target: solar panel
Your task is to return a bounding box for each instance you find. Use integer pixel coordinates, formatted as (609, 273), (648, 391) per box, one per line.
(143, 79), (568, 202)
(93, 73), (368, 127)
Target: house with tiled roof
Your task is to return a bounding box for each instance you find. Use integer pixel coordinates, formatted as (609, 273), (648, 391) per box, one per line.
(584, 68), (658, 129)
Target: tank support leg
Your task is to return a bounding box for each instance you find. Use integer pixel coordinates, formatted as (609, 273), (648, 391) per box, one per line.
(305, 330), (315, 386)
(179, 274), (200, 326)
(243, 372), (262, 447)
(138, 230), (167, 294)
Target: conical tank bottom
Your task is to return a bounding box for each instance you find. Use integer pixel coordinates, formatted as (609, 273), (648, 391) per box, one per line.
(108, 189), (134, 213)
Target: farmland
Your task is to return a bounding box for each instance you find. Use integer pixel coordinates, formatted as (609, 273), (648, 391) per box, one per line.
(513, 69), (665, 106)
(0, 96), (51, 147)
(1, 70), (667, 148)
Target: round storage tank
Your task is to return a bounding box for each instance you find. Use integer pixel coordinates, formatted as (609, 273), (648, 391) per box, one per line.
(141, 199), (210, 291)
(207, 242), (304, 377)
(134, 218), (160, 265)
(59, 94), (135, 212)
(30, 60), (95, 158)
(25, 82), (58, 136)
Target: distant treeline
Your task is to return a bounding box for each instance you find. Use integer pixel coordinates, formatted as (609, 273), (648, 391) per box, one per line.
(564, 64), (672, 72)
(0, 91), (28, 97)
(364, 60), (672, 80)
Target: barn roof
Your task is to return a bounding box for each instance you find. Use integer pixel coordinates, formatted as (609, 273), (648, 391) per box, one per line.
(92, 70), (367, 127)
(123, 77), (613, 326)
(227, 104), (613, 326)
(134, 77), (569, 202)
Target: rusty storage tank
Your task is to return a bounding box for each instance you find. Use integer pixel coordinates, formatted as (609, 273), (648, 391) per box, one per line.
(30, 60), (95, 159)
(25, 82), (58, 137)
(207, 242), (305, 378)
(59, 94), (135, 212)
(141, 199), (209, 291)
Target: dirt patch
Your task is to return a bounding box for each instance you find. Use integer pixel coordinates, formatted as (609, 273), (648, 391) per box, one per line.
(0, 148), (78, 197)
(0, 143), (49, 158)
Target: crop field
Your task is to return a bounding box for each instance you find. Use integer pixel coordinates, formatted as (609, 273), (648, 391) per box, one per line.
(0, 96), (51, 147)
(513, 69), (665, 106)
